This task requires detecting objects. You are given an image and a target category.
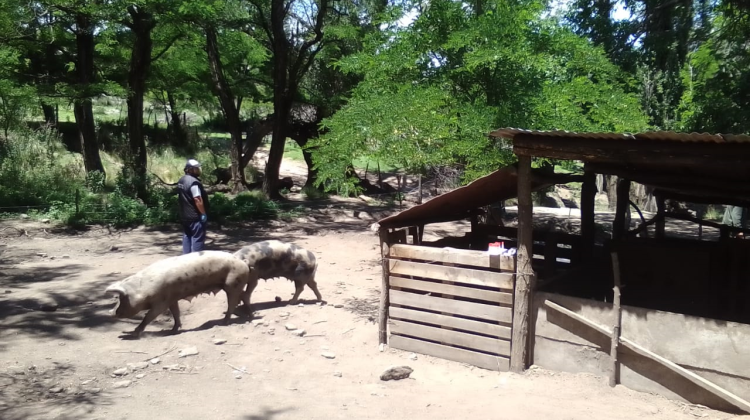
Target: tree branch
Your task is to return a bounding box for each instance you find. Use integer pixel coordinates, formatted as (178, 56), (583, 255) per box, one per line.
(151, 34), (182, 63)
(248, 0), (275, 49)
(289, 0), (329, 82)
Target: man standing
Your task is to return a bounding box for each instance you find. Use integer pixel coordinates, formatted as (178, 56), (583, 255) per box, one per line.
(178, 159), (209, 253)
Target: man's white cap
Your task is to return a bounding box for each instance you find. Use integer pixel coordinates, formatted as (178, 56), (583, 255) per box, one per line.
(185, 158), (201, 169)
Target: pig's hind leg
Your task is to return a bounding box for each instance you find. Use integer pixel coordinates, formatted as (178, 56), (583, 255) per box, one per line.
(290, 267), (322, 304)
(169, 302), (182, 332)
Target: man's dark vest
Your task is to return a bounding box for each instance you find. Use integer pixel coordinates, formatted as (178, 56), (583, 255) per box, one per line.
(177, 174), (209, 222)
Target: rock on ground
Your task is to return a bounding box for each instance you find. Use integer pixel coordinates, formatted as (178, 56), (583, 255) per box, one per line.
(380, 366), (413, 381)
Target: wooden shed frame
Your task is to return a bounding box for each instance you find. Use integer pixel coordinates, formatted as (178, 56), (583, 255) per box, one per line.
(375, 128), (750, 413)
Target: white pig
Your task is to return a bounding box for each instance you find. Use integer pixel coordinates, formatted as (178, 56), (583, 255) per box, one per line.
(105, 250), (252, 337)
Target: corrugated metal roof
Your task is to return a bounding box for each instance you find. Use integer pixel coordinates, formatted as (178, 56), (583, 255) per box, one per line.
(377, 165), (575, 228)
(489, 128), (750, 144)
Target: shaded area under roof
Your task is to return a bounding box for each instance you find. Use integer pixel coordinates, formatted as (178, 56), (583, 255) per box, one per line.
(377, 165), (580, 229)
(489, 127), (750, 206)
(489, 128), (750, 144)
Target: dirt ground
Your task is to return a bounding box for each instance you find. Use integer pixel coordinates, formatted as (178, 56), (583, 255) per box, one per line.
(1, 210), (748, 420)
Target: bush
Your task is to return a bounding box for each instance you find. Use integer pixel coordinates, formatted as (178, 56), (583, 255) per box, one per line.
(232, 191), (279, 220)
(0, 127), (85, 210)
(0, 127), (302, 228)
(301, 185), (328, 200)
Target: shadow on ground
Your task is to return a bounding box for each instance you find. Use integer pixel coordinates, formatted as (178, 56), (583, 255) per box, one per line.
(0, 279), (117, 344)
(0, 264), (88, 291)
(0, 361), (111, 420)
(239, 406), (293, 420)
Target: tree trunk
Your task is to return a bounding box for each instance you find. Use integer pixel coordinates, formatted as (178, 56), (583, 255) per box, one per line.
(41, 103), (56, 126)
(205, 25), (245, 192)
(293, 137), (319, 189)
(74, 13), (105, 176)
(126, 7), (155, 201)
(264, 99), (290, 199)
(606, 175), (618, 211)
(167, 91), (185, 143)
(74, 100), (104, 174)
(263, 0), (292, 199)
(241, 118), (272, 169)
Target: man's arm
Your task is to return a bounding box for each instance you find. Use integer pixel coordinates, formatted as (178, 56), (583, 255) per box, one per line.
(194, 197), (206, 215)
(191, 185), (206, 216)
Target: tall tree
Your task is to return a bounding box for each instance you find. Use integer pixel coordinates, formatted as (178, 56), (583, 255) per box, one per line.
(66, 4), (106, 175)
(248, 0), (330, 198)
(123, 4), (157, 199)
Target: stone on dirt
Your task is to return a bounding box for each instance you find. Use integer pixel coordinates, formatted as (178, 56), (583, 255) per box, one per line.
(39, 302), (58, 312)
(321, 352), (336, 359)
(112, 380), (131, 389)
(213, 338), (227, 345)
(128, 362), (149, 371)
(150, 358), (160, 365)
(178, 346), (199, 358)
(285, 323), (297, 331)
(48, 386), (63, 393)
(380, 366), (413, 381)
(113, 368), (128, 376)
(291, 329), (306, 337)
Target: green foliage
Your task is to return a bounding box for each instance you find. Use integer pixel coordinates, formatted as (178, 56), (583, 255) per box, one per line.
(0, 127), (85, 208)
(0, 79), (36, 138)
(301, 185), (328, 200)
(0, 127), (293, 228)
(232, 191), (279, 220)
(675, 12), (750, 133)
(309, 0), (649, 193)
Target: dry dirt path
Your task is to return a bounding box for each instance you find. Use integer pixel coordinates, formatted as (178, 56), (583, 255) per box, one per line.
(1, 217), (747, 420)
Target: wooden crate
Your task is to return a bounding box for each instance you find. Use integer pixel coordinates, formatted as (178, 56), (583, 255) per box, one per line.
(387, 244), (515, 371)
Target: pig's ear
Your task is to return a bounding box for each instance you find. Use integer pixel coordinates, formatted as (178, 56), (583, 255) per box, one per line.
(105, 283), (126, 296)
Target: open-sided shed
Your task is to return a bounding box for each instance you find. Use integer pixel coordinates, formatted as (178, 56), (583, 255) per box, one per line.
(375, 128), (750, 413)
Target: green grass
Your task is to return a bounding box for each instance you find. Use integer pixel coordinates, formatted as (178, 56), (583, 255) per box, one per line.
(703, 205), (724, 222)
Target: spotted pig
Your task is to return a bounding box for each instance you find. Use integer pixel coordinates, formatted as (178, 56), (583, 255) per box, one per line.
(104, 250), (252, 337)
(233, 240), (322, 308)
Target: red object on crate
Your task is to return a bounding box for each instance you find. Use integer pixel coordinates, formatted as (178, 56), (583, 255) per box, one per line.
(488, 241), (505, 255)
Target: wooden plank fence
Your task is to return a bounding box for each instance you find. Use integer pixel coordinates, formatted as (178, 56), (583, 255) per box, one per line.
(386, 244), (516, 371)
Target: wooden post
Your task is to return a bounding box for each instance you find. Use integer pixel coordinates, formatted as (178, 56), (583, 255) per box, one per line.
(543, 232), (557, 279)
(655, 193), (666, 239)
(396, 175), (403, 209)
(408, 226), (418, 245)
(511, 154), (536, 372)
(580, 169), (597, 261)
(609, 252), (623, 387)
(378, 228), (391, 346)
(612, 178), (631, 241)
(75, 189), (80, 216)
(417, 173), (423, 204)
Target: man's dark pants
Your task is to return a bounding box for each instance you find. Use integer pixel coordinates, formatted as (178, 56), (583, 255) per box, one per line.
(182, 220), (206, 254)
